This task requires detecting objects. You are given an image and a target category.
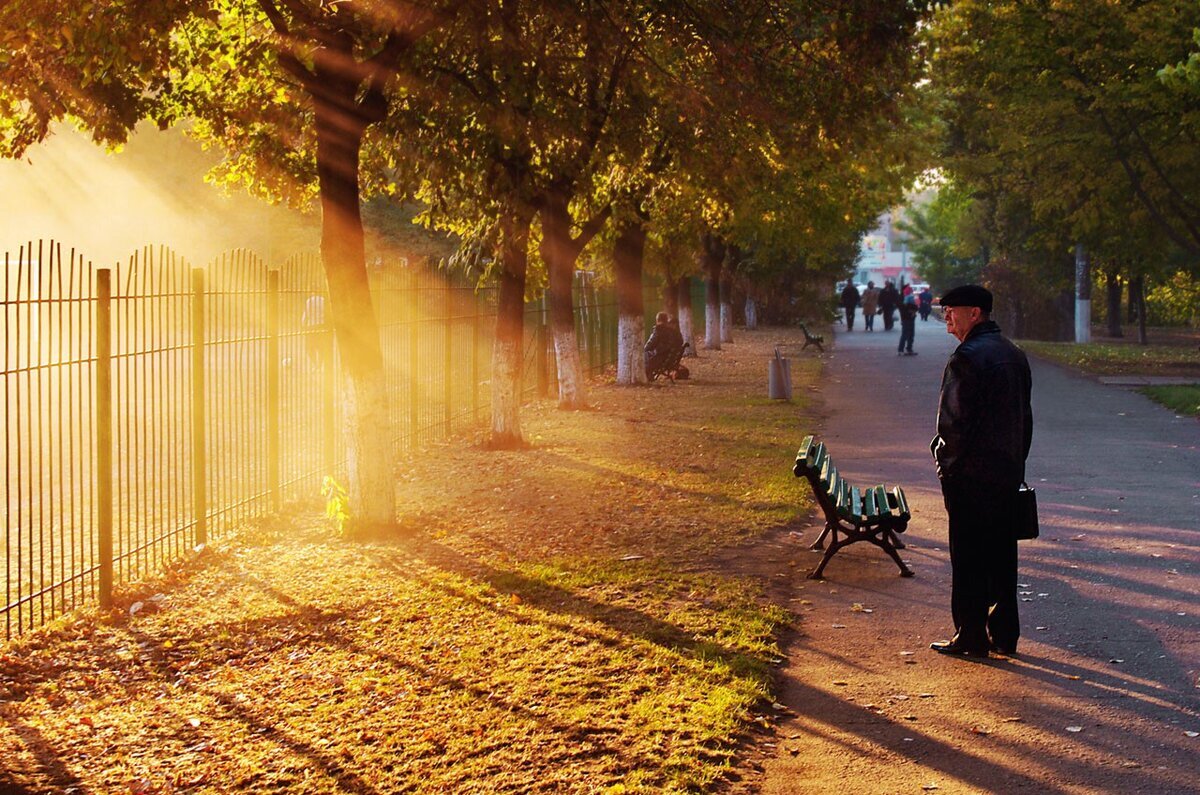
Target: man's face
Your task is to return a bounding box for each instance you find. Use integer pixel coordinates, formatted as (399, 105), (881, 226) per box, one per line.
(943, 305), (983, 342)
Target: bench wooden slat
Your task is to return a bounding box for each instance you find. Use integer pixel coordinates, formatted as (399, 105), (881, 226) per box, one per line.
(811, 443), (827, 477)
(862, 487), (878, 517)
(798, 435), (816, 465)
(835, 479), (852, 518)
(851, 486), (862, 517)
(891, 486), (910, 520)
(874, 486), (890, 516)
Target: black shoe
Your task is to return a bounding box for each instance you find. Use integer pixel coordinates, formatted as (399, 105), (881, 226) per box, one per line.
(989, 642), (1017, 655)
(930, 639), (990, 657)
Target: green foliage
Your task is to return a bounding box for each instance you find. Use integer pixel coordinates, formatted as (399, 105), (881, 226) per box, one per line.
(320, 476), (351, 536)
(1145, 270), (1200, 327)
(896, 180), (985, 293)
(1139, 385), (1200, 417)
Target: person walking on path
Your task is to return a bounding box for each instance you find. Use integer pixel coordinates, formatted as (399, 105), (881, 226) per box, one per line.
(898, 286), (918, 355)
(861, 281), (881, 331)
(840, 281), (860, 331)
(929, 284), (1033, 657)
(879, 281), (899, 331)
(918, 285), (933, 321)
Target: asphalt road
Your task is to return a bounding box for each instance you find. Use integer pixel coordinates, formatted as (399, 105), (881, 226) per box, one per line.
(760, 313), (1200, 794)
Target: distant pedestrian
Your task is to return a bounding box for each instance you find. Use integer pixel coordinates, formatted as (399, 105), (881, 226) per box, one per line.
(929, 284), (1033, 658)
(840, 281), (860, 331)
(918, 286), (933, 321)
(861, 281), (881, 331)
(898, 287), (918, 355)
(879, 281), (899, 331)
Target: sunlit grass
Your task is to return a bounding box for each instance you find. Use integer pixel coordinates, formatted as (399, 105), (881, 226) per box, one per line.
(1018, 340), (1200, 376)
(1139, 384), (1200, 416)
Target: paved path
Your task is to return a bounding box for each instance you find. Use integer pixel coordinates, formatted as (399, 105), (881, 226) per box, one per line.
(760, 315), (1200, 793)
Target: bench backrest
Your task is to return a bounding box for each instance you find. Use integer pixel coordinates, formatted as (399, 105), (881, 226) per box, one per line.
(794, 434), (909, 522)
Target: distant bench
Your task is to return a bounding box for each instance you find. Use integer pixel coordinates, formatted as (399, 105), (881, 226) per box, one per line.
(793, 435), (913, 579)
(797, 323), (824, 352)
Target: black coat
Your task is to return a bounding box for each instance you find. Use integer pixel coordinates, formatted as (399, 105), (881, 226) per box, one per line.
(932, 321), (1033, 491)
(840, 284), (860, 309)
(879, 285), (899, 311)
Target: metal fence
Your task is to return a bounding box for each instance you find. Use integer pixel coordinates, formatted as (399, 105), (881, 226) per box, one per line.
(2, 240), (619, 639)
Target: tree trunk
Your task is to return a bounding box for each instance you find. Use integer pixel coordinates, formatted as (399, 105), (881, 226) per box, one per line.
(663, 276), (679, 320)
(540, 194), (588, 409)
(313, 94), (394, 534)
(719, 273), (734, 343)
(1074, 243), (1091, 343)
(676, 276), (695, 356)
(701, 233), (724, 350)
(614, 218), (648, 385)
(1105, 268), (1123, 338)
(745, 296), (758, 330)
(1132, 273), (1148, 345)
(490, 205), (535, 448)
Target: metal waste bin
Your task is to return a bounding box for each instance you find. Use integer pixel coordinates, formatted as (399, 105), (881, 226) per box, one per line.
(768, 348), (792, 400)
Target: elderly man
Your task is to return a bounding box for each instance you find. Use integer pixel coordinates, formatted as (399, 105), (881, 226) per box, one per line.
(929, 285), (1033, 657)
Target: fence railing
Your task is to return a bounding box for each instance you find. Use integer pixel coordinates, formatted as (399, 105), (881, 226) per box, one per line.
(3, 240), (619, 639)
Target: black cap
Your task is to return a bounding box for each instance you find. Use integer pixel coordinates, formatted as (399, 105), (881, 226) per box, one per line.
(939, 284), (992, 313)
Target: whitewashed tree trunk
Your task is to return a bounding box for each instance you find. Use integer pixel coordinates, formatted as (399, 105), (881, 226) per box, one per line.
(745, 297), (758, 329)
(491, 336), (523, 443)
(342, 368), (392, 527)
(678, 309), (695, 356)
(554, 328), (587, 408)
(705, 303), (721, 349)
(720, 301), (733, 342)
(616, 314), (648, 384)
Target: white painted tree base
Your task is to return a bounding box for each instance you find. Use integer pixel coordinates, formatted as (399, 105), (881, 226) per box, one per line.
(679, 312), (696, 356)
(342, 368), (395, 530)
(705, 304), (721, 349)
(745, 298), (757, 330)
(720, 302), (733, 343)
(616, 314), (647, 384)
(491, 337), (523, 444)
(554, 329), (588, 408)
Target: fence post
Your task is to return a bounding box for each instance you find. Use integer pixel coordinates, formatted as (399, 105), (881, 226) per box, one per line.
(444, 282), (452, 435)
(322, 321), (336, 475)
(96, 268), (114, 608)
(409, 272), (419, 445)
(266, 270), (281, 511)
(190, 267), (207, 547)
(471, 291), (480, 422)
(536, 296), (548, 398)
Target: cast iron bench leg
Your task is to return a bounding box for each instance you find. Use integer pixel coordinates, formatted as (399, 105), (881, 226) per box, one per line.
(870, 534), (914, 577)
(810, 523), (834, 551)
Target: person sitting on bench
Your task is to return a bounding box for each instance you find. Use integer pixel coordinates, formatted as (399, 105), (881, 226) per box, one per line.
(645, 311), (688, 381)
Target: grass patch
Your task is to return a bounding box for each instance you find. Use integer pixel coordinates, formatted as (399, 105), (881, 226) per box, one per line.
(0, 327), (821, 794)
(1018, 340), (1200, 377)
(1139, 384), (1200, 417)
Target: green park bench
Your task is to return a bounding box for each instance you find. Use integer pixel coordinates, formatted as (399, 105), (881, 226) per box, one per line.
(797, 323), (824, 352)
(793, 435), (913, 579)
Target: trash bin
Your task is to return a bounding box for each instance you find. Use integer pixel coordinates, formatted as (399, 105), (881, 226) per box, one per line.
(768, 348), (792, 400)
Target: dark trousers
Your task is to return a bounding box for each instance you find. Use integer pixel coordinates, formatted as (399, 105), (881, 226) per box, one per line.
(898, 316), (915, 352)
(844, 306), (856, 330)
(943, 484), (1020, 649)
(881, 307), (895, 330)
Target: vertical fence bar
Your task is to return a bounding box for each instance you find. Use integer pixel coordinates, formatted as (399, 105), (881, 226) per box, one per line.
(266, 269), (281, 510)
(322, 318), (336, 476)
(95, 268), (114, 608)
(191, 267), (207, 547)
(536, 297), (548, 398)
(444, 282), (452, 435)
(471, 292), (481, 422)
(409, 272), (419, 444)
